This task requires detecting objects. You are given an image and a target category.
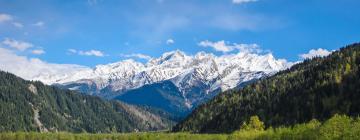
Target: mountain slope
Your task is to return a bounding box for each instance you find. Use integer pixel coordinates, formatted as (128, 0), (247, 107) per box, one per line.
(115, 81), (186, 117)
(31, 51), (290, 118)
(0, 71), (174, 133)
(114, 73), (266, 118)
(114, 79), (221, 118)
(173, 43), (360, 133)
(33, 51), (290, 98)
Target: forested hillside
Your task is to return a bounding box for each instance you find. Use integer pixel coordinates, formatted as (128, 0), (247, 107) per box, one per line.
(0, 71), (174, 133)
(174, 43), (360, 133)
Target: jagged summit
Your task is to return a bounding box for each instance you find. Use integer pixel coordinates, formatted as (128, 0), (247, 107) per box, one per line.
(31, 50), (291, 114)
(33, 50), (289, 88)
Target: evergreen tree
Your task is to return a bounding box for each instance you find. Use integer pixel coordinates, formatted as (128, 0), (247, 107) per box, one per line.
(174, 43), (360, 133)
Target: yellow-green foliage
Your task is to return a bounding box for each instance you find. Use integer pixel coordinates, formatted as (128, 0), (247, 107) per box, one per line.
(240, 116), (265, 131)
(234, 114), (360, 140)
(319, 114), (352, 139)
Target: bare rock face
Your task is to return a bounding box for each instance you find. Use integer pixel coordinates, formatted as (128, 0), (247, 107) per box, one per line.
(29, 103), (48, 132)
(28, 84), (38, 95)
(117, 102), (172, 130)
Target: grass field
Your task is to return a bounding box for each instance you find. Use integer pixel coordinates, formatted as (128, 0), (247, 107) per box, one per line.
(1, 114), (360, 140)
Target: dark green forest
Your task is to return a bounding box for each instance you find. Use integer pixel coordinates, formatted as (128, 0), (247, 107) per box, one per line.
(2, 42), (360, 138)
(0, 71), (173, 133)
(174, 43), (360, 133)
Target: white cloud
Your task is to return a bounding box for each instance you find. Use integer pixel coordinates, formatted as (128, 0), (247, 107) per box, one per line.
(299, 48), (332, 59)
(12, 22), (23, 28)
(31, 49), (45, 55)
(234, 43), (262, 53)
(232, 0), (258, 4)
(0, 13), (12, 23)
(0, 14), (26, 29)
(166, 39), (175, 45)
(198, 40), (260, 53)
(199, 40), (233, 53)
(32, 21), (45, 27)
(0, 47), (89, 82)
(68, 49), (77, 53)
(2, 38), (33, 51)
(79, 50), (104, 57)
(68, 49), (105, 57)
(121, 53), (152, 60)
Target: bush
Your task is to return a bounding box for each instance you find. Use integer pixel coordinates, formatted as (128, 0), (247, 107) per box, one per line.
(240, 116), (265, 131)
(319, 114), (352, 139)
(343, 117), (360, 139)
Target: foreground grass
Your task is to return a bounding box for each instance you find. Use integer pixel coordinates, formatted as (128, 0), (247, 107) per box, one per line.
(1, 114), (360, 140)
(0, 132), (230, 140)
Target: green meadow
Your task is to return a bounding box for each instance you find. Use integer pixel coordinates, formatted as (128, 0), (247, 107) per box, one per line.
(1, 114), (360, 140)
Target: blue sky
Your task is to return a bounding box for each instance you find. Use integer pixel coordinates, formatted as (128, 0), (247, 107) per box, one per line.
(0, 0), (359, 67)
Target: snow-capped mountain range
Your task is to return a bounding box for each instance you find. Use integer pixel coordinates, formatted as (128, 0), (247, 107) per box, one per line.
(32, 50), (292, 116)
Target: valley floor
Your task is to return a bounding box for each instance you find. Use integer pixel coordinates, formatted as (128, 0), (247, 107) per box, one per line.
(1, 114), (360, 140)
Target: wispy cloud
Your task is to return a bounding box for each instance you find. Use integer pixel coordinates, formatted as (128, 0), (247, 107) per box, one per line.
(68, 49), (77, 54)
(2, 38), (33, 51)
(0, 14), (25, 29)
(235, 43), (263, 53)
(126, 1), (275, 43)
(32, 21), (45, 27)
(68, 49), (105, 57)
(12, 22), (24, 28)
(166, 39), (175, 45)
(120, 53), (152, 60)
(79, 50), (105, 57)
(131, 15), (189, 41)
(198, 40), (260, 53)
(210, 13), (265, 31)
(299, 48), (332, 59)
(0, 13), (12, 23)
(199, 40), (233, 53)
(31, 49), (45, 55)
(232, 0), (258, 4)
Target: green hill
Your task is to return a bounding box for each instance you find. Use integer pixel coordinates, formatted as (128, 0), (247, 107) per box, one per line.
(0, 71), (174, 133)
(173, 43), (360, 133)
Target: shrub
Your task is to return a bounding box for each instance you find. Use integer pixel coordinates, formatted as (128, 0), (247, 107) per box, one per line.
(240, 116), (265, 131)
(343, 117), (360, 139)
(319, 114), (352, 139)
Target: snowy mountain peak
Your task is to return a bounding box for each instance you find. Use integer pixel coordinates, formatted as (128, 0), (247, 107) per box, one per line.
(147, 50), (189, 67)
(97, 59), (144, 71)
(166, 50), (186, 58)
(31, 50), (292, 105)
